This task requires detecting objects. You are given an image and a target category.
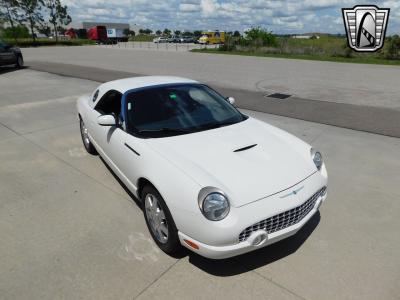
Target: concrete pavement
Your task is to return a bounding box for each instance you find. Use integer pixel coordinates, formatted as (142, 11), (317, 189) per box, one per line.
(0, 68), (399, 299)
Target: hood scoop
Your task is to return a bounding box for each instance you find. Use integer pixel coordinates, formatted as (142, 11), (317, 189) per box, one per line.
(233, 144), (257, 153)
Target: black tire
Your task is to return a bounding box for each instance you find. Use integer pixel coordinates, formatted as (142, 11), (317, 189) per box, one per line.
(79, 118), (97, 155)
(15, 55), (24, 69)
(142, 185), (181, 255)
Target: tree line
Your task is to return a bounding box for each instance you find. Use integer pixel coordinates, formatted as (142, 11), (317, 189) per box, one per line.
(0, 0), (71, 42)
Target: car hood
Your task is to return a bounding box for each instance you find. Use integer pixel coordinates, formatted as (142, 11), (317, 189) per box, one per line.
(146, 118), (316, 207)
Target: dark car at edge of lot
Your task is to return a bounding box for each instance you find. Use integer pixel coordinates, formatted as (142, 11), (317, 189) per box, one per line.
(0, 39), (24, 68)
(179, 36), (195, 43)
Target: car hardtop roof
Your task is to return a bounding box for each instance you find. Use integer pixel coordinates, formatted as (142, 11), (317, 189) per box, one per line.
(100, 76), (199, 94)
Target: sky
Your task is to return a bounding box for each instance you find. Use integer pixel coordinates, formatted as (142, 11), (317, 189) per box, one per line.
(63, 0), (399, 34)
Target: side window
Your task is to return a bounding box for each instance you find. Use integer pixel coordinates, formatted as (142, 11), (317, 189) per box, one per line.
(92, 89), (99, 102)
(94, 90), (123, 116)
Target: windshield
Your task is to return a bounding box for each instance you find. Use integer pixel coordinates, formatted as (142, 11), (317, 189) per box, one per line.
(125, 84), (246, 138)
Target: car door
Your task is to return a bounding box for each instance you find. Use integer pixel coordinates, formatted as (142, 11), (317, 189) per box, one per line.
(0, 43), (9, 65)
(91, 90), (143, 193)
(0, 42), (15, 64)
(103, 127), (145, 194)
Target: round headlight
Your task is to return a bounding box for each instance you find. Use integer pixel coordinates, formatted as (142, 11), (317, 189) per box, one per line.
(311, 148), (323, 170)
(198, 188), (230, 221)
(202, 193), (230, 221)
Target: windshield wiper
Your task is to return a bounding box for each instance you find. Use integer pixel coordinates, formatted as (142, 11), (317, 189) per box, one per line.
(137, 127), (192, 134)
(201, 121), (238, 130)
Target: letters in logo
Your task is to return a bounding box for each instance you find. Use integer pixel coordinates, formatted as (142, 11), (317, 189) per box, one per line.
(342, 5), (390, 52)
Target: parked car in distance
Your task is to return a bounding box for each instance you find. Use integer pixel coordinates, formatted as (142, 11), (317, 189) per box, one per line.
(77, 76), (328, 259)
(153, 37), (168, 43)
(0, 39), (24, 68)
(179, 36), (194, 43)
(167, 35), (180, 43)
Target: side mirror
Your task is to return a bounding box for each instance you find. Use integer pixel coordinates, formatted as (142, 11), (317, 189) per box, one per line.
(227, 96), (235, 105)
(97, 114), (116, 126)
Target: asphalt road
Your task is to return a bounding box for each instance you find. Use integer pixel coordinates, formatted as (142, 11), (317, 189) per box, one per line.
(23, 46), (400, 110)
(0, 68), (399, 300)
(28, 61), (400, 138)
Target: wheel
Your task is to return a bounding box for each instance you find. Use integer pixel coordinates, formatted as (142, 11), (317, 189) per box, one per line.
(15, 55), (24, 68)
(142, 185), (181, 255)
(79, 118), (97, 155)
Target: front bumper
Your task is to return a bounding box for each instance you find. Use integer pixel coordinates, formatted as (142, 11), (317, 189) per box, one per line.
(178, 190), (327, 259)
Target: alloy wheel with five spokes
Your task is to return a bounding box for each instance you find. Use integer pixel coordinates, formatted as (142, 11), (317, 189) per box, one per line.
(142, 185), (181, 255)
(145, 193), (169, 244)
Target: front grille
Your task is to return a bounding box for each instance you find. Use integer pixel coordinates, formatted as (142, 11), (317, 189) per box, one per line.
(238, 187), (326, 243)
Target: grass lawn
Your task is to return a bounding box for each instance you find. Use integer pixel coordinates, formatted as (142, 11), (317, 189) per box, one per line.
(192, 35), (400, 66)
(191, 48), (400, 66)
(3, 38), (95, 47)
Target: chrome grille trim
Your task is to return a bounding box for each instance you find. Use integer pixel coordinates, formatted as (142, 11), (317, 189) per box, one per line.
(238, 187), (326, 243)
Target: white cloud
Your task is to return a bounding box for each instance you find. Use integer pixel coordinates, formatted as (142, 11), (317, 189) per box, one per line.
(201, 0), (217, 16)
(61, 0), (400, 34)
(179, 4), (199, 12)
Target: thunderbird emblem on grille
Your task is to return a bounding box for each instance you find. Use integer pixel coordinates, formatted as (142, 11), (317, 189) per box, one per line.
(280, 185), (304, 198)
(342, 5), (390, 52)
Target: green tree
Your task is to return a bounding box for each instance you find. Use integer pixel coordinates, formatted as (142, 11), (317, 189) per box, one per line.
(18, 0), (45, 43)
(174, 30), (181, 36)
(43, 0), (71, 42)
(193, 30), (202, 37)
(163, 28), (171, 36)
(0, 0), (20, 41)
(3, 24), (30, 38)
(123, 28), (135, 37)
(139, 28), (152, 35)
(233, 30), (241, 37)
(245, 27), (277, 47)
(37, 23), (50, 36)
(155, 30), (161, 35)
(385, 35), (400, 59)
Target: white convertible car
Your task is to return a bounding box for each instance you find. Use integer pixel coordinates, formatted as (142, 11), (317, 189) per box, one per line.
(77, 76), (328, 259)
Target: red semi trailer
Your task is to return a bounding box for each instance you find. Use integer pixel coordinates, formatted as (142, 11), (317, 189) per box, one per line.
(87, 26), (108, 43)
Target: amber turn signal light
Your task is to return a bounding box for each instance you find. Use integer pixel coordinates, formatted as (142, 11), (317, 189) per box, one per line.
(184, 239), (199, 250)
